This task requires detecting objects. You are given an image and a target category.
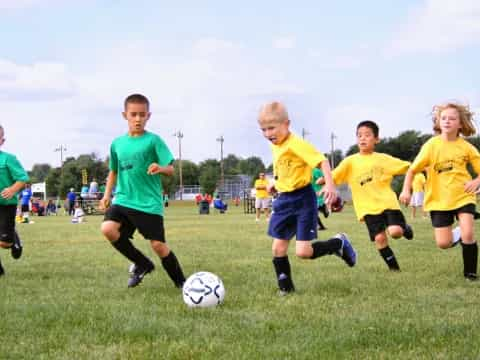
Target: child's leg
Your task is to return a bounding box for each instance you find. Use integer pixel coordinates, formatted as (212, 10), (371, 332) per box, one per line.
(411, 206), (416, 219)
(101, 220), (153, 269)
(272, 239), (294, 293)
(375, 232), (400, 271)
(150, 240), (185, 288)
(433, 227), (456, 249)
(458, 213), (477, 279)
(387, 225), (404, 239)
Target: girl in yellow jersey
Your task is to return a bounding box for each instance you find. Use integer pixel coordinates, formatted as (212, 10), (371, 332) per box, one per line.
(258, 102), (356, 295)
(400, 102), (480, 281)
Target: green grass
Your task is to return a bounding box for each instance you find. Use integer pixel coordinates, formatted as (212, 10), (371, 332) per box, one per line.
(1, 202), (479, 359)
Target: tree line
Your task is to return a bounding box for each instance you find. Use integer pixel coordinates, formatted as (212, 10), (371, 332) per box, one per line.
(27, 130), (480, 197)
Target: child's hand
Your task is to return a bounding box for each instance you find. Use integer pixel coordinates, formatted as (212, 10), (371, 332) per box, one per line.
(99, 197), (111, 211)
(399, 190), (411, 205)
(147, 163), (162, 175)
(320, 185), (337, 207)
(464, 179), (480, 194)
(1, 187), (15, 200)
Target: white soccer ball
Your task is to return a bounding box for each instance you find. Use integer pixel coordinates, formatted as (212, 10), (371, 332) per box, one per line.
(182, 271), (225, 308)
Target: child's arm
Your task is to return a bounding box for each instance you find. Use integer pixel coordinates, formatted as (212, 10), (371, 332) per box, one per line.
(147, 163), (174, 176)
(464, 176), (480, 194)
(1, 181), (26, 200)
(399, 169), (415, 205)
(318, 160), (337, 206)
(99, 171), (117, 210)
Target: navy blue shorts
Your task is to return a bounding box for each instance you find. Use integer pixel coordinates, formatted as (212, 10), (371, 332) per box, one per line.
(268, 185), (317, 241)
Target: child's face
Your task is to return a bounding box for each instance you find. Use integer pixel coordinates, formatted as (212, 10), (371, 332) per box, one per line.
(356, 126), (378, 154)
(259, 119), (290, 145)
(439, 107), (461, 137)
(123, 102), (151, 136)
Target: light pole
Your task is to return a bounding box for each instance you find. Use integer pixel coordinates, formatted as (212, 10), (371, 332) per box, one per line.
(54, 144), (67, 196)
(216, 135), (224, 188)
(301, 128), (310, 139)
(330, 132), (337, 168)
(173, 131), (184, 200)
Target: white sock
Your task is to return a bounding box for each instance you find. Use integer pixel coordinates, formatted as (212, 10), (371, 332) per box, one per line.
(452, 226), (461, 246)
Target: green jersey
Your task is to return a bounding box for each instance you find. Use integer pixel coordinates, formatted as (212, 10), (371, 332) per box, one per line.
(0, 151), (29, 206)
(311, 167), (325, 207)
(109, 131), (173, 215)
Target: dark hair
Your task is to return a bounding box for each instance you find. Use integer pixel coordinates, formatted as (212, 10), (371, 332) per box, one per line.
(356, 120), (379, 138)
(124, 94), (150, 111)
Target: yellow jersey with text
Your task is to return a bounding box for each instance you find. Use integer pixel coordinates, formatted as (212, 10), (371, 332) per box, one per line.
(412, 172), (426, 193)
(332, 152), (410, 220)
(271, 134), (325, 193)
(254, 178), (269, 198)
(410, 136), (480, 211)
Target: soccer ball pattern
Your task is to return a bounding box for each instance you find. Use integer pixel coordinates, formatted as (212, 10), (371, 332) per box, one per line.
(183, 271), (225, 308)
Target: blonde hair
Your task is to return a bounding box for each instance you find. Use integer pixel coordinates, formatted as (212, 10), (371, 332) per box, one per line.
(432, 102), (476, 137)
(258, 102), (289, 124)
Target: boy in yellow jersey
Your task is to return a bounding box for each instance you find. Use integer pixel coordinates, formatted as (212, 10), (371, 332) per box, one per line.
(333, 121), (413, 271)
(400, 102), (480, 280)
(410, 172), (426, 219)
(258, 102), (356, 295)
(254, 173), (271, 221)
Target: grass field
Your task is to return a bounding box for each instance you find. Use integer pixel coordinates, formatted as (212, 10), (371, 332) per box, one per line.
(1, 202), (479, 359)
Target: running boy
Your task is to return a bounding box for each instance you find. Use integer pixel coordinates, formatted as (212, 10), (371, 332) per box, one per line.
(0, 125), (28, 276)
(332, 120), (413, 271)
(258, 102), (356, 295)
(99, 94), (186, 288)
(400, 102), (480, 280)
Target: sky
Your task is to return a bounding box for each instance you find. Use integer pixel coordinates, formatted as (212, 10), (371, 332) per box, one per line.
(1, 0), (480, 171)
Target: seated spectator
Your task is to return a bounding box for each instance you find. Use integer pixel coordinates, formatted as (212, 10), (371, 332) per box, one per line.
(71, 203), (86, 223)
(46, 200), (57, 215)
(213, 195), (228, 213)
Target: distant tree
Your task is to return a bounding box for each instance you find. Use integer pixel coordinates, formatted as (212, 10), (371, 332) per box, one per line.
(223, 154), (241, 175)
(29, 163), (51, 183)
(324, 149), (343, 169)
(198, 159), (221, 195)
(45, 168), (61, 197)
(238, 156), (265, 179)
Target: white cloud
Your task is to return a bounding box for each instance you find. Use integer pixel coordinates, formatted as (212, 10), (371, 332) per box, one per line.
(387, 0), (480, 56)
(0, 0), (62, 10)
(272, 36), (296, 50)
(307, 49), (364, 69)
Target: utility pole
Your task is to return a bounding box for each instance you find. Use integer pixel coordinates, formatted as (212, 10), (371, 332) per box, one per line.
(173, 131), (184, 200)
(54, 144), (67, 196)
(301, 128), (309, 139)
(216, 135), (224, 188)
(330, 132), (337, 168)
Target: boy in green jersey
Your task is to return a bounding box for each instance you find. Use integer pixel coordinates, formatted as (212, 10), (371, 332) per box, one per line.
(100, 94), (186, 288)
(0, 125), (29, 276)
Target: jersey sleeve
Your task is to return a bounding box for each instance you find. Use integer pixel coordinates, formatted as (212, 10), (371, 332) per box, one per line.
(332, 158), (349, 185)
(468, 142), (480, 175)
(154, 136), (174, 167)
(7, 155), (29, 182)
(290, 138), (326, 168)
(385, 154), (410, 176)
(410, 141), (431, 173)
(109, 143), (118, 172)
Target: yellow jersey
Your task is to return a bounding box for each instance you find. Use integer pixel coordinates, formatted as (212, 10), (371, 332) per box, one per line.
(410, 136), (480, 211)
(254, 178), (269, 199)
(332, 152), (410, 220)
(271, 133), (325, 193)
(412, 172), (426, 193)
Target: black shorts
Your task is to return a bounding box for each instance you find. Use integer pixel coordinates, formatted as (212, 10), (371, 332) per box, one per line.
(21, 204), (29, 212)
(364, 209), (407, 241)
(430, 203), (477, 228)
(0, 205), (16, 244)
(103, 204), (166, 242)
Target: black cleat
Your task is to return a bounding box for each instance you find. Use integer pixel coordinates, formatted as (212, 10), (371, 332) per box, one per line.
(11, 231), (23, 259)
(0, 262), (4, 277)
(465, 273), (478, 281)
(403, 224), (414, 240)
(128, 261), (155, 288)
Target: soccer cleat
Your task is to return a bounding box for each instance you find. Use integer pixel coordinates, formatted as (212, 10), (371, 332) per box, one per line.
(403, 224), (414, 240)
(128, 261), (155, 288)
(277, 273), (295, 295)
(464, 273), (478, 281)
(11, 231), (23, 259)
(334, 233), (357, 267)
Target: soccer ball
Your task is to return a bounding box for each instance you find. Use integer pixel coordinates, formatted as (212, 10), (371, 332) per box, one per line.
(331, 196), (344, 212)
(182, 271), (225, 308)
